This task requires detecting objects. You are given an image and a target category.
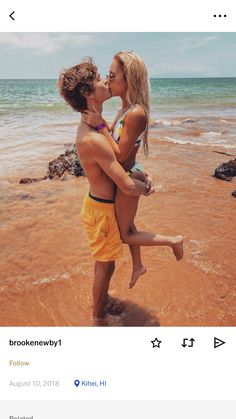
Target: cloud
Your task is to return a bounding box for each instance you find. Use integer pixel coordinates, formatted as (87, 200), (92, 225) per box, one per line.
(146, 34), (222, 77)
(175, 34), (219, 53)
(0, 33), (94, 54)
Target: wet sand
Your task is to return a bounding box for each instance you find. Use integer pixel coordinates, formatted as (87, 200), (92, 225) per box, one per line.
(0, 139), (236, 326)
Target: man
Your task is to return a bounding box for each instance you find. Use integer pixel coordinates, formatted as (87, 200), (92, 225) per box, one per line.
(58, 58), (152, 322)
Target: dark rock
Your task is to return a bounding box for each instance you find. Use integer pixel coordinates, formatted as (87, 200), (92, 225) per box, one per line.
(214, 158), (236, 181)
(232, 190), (236, 198)
(183, 119), (195, 123)
(63, 143), (73, 147)
(20, 144), (84, 184)
(213, 151), (234, 157)
(19, 193), (34, 200)
(20, 177), (47, 184)
(48, 144), (84, 178)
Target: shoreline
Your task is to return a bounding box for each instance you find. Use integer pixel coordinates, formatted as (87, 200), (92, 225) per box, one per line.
(1, 137), (236, 184)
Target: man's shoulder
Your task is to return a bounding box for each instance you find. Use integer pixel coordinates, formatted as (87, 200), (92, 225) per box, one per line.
(77, 131), (110, 155)
(87, 132), (110, 148)
(77, 131), (101, 147)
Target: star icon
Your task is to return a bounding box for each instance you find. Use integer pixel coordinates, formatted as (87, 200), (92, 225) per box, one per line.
(151, 337), (162, 348)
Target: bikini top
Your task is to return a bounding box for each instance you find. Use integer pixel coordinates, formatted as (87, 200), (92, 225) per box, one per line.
(112, 107), (142, 147)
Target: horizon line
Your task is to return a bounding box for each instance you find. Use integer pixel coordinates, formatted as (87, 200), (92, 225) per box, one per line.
(1, 76), (236, 80)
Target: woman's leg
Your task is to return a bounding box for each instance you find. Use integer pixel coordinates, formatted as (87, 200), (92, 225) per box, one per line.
(115, 190), (146, 289)
(115, 186), (184, 266)
(128, 221), (147, 288)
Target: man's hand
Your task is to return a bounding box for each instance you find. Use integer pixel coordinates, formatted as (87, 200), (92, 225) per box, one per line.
(81, 105), (103, 128)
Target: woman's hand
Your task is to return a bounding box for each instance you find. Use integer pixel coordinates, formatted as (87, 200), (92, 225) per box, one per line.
(131, 171), (154, 196)
(143, 174), (155, 196)
(130, 171), (146, 182)
(81, 105), (104, 128)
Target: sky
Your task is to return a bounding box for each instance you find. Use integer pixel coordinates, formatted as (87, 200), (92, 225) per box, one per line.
(0, 32), (236, 78)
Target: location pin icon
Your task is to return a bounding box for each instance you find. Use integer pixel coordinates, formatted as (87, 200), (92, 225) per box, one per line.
(74, 380), (80, 387)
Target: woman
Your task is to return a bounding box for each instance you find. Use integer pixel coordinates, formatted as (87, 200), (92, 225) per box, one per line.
(82, 51), (183, 288)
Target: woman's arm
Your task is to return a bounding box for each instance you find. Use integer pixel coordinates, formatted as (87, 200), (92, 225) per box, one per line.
(82, 106), (112, 132)
(98, 126), (121, 155)
(104, 119), (112, 132)
(82, 106), (146, 163)
(81, 108), (121, 157)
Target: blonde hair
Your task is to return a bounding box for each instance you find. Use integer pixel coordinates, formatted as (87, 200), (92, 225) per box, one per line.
(114, 51), (150, 156)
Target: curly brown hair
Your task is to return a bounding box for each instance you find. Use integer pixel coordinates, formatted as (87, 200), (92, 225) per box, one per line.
(57, 58), (97, 112)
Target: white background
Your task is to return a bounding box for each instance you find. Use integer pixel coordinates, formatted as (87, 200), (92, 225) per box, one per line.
(0, 0), (235, 31)
(1, 327), (235, 400)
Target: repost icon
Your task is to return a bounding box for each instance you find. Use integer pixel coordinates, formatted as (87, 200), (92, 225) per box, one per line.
(74, 380), (80, 387)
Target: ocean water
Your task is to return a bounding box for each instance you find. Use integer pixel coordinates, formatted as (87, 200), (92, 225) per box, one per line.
(149, 77), (236, 148)
(0, 78), (236, 178)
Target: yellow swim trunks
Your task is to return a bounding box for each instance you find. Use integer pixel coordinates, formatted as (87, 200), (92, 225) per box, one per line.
(80, 193), (123, 262)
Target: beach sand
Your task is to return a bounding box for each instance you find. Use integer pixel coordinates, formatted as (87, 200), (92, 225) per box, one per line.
(0, 139), (235, 326)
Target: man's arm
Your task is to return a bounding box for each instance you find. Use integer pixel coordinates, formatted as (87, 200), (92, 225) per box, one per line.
(91, 134), (146, 196)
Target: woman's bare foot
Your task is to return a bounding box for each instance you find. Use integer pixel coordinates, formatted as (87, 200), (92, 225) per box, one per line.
(129, 265), (147, 289)
(172, 235), (184, 261)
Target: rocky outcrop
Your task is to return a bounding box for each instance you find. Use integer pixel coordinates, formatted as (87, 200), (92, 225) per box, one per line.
(214, 158), (236, 182)
(214, 158), (236, 198)
(20, 145), (84, 184)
